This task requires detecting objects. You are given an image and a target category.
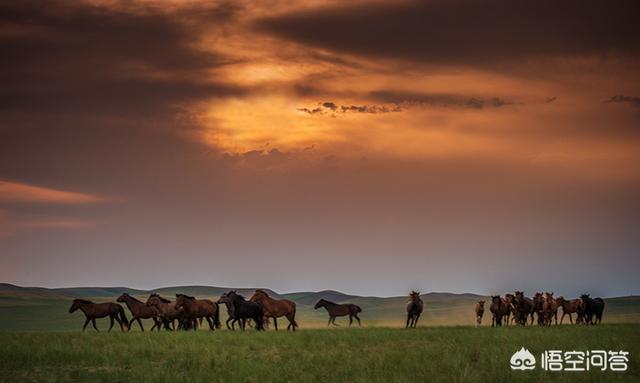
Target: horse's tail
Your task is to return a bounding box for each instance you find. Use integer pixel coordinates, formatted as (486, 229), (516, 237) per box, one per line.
(355, 305), (362, 313)
(213, 303), (221, 329)
(118, 306), (129, 329)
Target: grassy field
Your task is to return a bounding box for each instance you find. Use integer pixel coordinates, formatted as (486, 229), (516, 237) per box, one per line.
(0, 325), (638, 383)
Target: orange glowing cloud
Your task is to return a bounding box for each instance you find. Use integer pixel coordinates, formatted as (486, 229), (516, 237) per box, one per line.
(0, 180), (103, 204)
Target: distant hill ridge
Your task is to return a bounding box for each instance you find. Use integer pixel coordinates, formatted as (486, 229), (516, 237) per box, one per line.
(1, 283), (637, 306)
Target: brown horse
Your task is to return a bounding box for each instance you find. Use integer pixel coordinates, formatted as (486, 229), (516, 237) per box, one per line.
(175, 294), (220, 330)
(532, 292), (546, 325)
(145, 293), (185, 330)
(555, 296), (583, 324)
(504, 293), (518, 325)
(314, 299), (362, 327)
(542, 292), (558, 326)
(489, 295), (510, 326)
(69, 299), (128, 332)
(475, 300), (485, 327)
(514, 291), (535, 325)
(117, 293), (160, 331)
(249, 290), (298, 331)
(406, 291), (423, 328)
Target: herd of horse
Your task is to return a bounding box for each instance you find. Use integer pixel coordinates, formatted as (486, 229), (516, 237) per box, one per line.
(68, 289), (375, 332)
(475, 292), (605, 327)
(68, 289), (603, 332)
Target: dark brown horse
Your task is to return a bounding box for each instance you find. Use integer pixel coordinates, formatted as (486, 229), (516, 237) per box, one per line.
(475, 300), (485, 327)
(489, 295), (510, 326)
(555, 296), (583, 324)
(249, 290), (298, 331)
(406, 291), (423, 328)
(314, 299), (362, 327)
(175, 294), (220, 330)
(580, 294), (605, 325)
(514, 291), (535, 325)
(117, 293), (160, 331)
(145, 293), (185, 330)
(69, 299), (128, 332)
(532, 292), (546, 325)
(542, 292), (558, 326)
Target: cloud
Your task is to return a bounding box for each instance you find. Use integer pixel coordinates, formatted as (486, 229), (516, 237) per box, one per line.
(0, 180), (103, 204)
(298, 93), (514, 115)
(258, 0), (640, 67)
(605, 95), (640, 107)
(0, 0), (244, 118)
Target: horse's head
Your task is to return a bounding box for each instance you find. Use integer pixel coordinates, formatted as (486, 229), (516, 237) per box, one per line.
(250, 290), (267, 303)
(580, 294), (591, 305)
(146, 295), (159, 307)
(116, 293), (129, 303)
(175, 294), (194, 309)
(478, 300), (485, 308)
(491, 295), (501, 304)
(314, 299), (325, 309)
(69, 299), (80, 313)
(504, 293), (515, 304)
(555, 296), (565, 305)
(409, 291), (421, 302)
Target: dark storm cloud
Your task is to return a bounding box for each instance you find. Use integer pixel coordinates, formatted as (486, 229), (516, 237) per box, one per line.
(0, 0), (244, 118)
(298, 93), (513, 115)
(605, 95), (640, 107)
(258, 0), (640, 66)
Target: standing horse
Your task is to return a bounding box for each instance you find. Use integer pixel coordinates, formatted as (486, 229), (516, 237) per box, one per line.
(250, 290), (298, 331)
(532, 292), (546, 326)
(504, 293), (518, 325)
(542, 292), (558, 326)
(218, 291), (264, 331)
(555, 296), (582, 324)
(314, 299), (362, 327)
(69, 299), (128, 332)
(175, 294), (220, 330)
(117, 293), (161, 332)
(489, 295), (509, 327)
(514, 291), (535, 325)
(580, 294), (605, 325)
(475, 300), (485, 327)
(406, 291), (423, 328)
(145, 293), (184, 330)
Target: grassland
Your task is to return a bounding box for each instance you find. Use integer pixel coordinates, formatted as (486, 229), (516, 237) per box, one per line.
(1, 325), (638, 383)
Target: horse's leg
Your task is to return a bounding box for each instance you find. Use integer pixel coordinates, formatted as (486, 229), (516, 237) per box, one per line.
(355, 314), (362, 327)
(332, 317), (340, 326)
(91, 318), (99, 332)
(108, 315), (115, 332)
(273, 317), (278, 331)
(206, 317), (214, 330)
(137, 318), (144, 332)
(406, 313), (411, 328)
(327, 317), (332, 327)
(82, 317), (90, 331)
(348, 315), (353, 327)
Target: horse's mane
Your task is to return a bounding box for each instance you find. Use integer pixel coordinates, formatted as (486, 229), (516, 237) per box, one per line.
(126, 294), (144, 303)
(255, 289), (270, 297)
(74, 298), (93, 304)
(177, 293), (195, 300)
(155, 295), (171, 303)
(319, 298), (336, 306)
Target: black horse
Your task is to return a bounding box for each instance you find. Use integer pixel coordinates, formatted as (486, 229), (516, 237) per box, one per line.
(580, 294), (605, 325)
(218, 291), (264, 331)
(406, 291), (423, 328)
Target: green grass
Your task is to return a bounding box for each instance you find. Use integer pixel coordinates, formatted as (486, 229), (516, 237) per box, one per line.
(0, 325), (638, 382)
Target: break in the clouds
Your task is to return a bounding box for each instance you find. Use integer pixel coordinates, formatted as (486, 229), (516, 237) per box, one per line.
(1, 0), (639, 297)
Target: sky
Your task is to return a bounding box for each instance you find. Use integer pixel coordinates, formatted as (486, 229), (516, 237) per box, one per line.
(1, 0), (639, 297)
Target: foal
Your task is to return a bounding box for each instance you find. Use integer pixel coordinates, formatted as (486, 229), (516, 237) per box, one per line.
(314, 299), (362, 327)
(69, 299), (128, 332)
(475, 300), (485, 327)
